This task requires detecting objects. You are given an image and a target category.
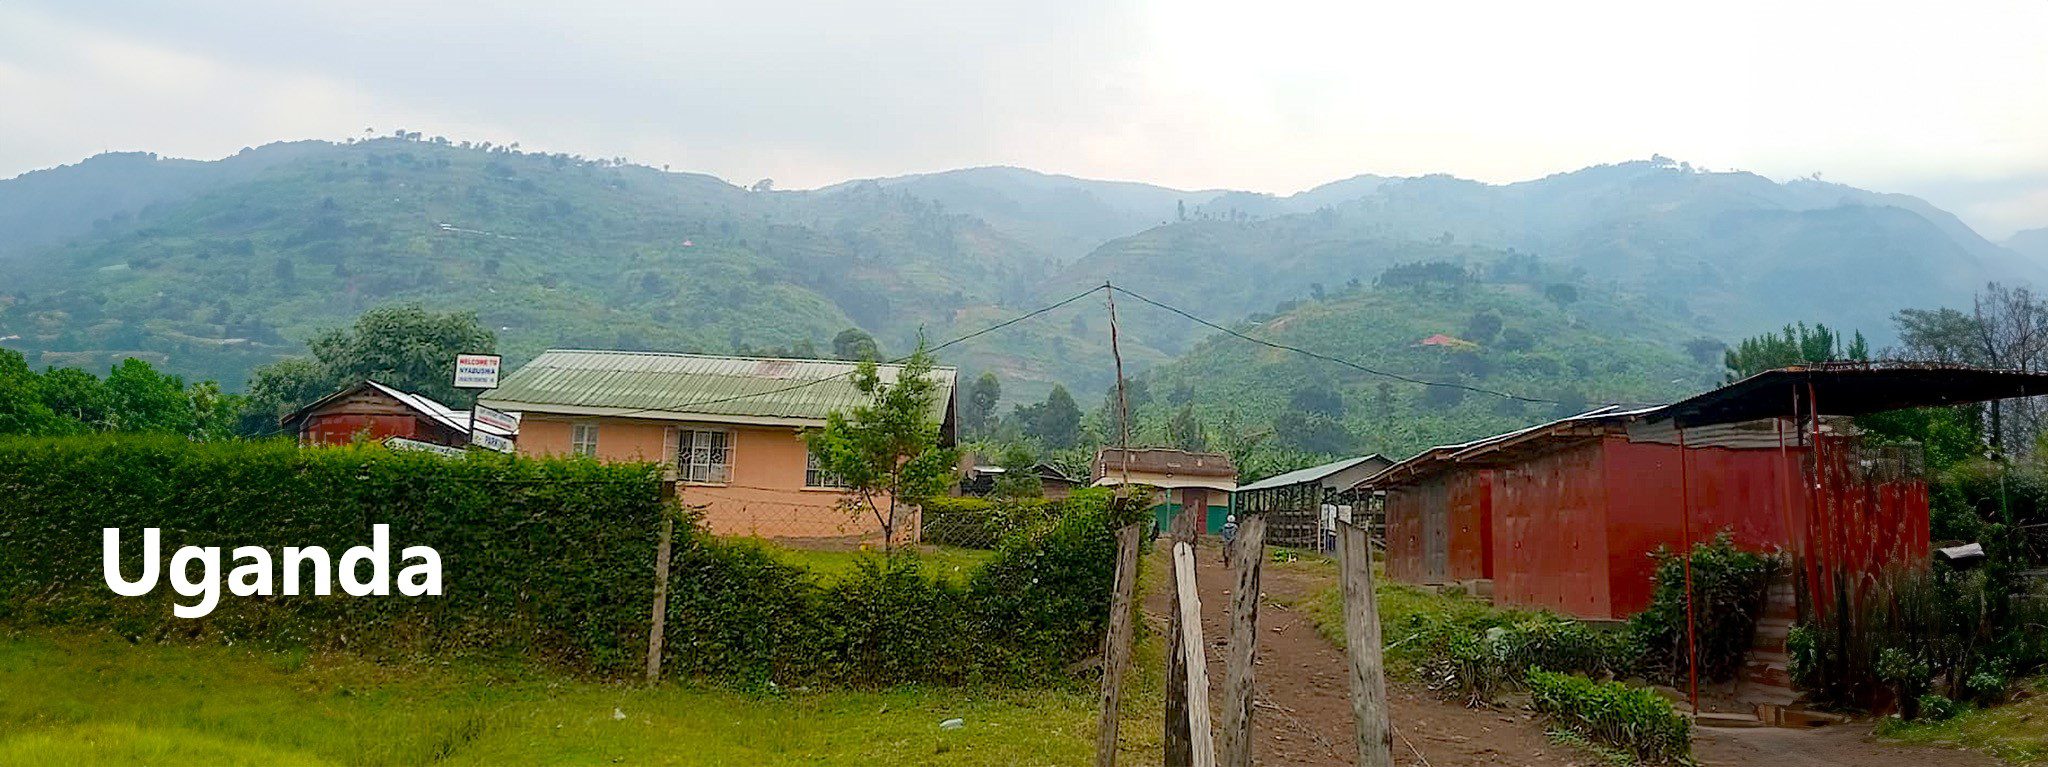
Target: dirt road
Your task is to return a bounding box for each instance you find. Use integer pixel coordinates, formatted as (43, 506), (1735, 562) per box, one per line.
(1142, 542), (1999, 767)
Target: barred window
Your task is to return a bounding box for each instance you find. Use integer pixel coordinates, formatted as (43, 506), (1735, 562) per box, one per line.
(571, 423), (599, 457)
(806, 447), (847, 488)
(677, 428), (732, 483)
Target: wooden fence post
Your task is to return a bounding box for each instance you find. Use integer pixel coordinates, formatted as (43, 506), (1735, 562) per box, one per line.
(1338, 519), (1392, 767)
(1163, 505), (1201, 765)
(645, 514), (675, 683)
(1218, 514), (1265, 767)
(1173, 542), (1218, 767)
(1095, 523), (1144, 767)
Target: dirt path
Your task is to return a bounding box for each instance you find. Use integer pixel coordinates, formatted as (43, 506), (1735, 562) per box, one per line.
(1143, 544), (1580, 766)
(1142, 541), (2002, 767)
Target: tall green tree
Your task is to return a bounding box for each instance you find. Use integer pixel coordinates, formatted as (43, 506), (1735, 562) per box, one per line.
(804, 347), (957, 553)
(959, 372), (1001, 439)
(1722, 322), (1866, 381)
(304, 304), (497, 405)
(1017, 385), (1082, 449)
(241, 305), (496, 433)
(0, 350), (64, 436)
(832, 328), (880, 361)
(1167, 404), (1208, 452)
(104, 358), (198, 435)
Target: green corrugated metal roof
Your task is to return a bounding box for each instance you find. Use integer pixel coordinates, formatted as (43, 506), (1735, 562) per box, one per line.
(480, 350), (956, 426)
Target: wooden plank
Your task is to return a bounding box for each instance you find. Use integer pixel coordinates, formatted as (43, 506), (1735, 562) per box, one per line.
(1338, 520), (1393, 767)
(1173, 542), (1218, 767)
(1218, 515), (1265, 767)
(1094, 523), (1144, 767)
(645, 515), (675, 683)
(1162, 504), (1201, 766)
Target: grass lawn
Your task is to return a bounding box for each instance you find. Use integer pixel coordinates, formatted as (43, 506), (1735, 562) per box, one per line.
(751, 542), (996, 583)
(0, 628), (1160, 766)
(1878, 677), (2048, 765)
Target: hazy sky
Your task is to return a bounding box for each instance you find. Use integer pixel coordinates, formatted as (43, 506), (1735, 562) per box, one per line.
(4, 0), (2044, 237)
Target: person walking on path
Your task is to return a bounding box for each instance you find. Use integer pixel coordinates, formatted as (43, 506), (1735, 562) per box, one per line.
(1220, 514), (1239, 567)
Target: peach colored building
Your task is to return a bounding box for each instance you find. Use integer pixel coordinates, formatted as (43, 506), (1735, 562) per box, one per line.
(482, 350), (956, 544)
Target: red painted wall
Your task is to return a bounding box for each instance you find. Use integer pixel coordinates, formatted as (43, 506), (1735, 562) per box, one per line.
(1384, 481), (1432, 584)
(1490, 440), (1614, 619)
(1447, 470), (1493, 581)
(300, 413), (429, 446)
(1600, 437), (1804, 617)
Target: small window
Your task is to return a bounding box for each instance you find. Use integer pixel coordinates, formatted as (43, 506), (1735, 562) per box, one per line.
(677, 428), (732, 483)
(806, 447), (847, 488)
(571, 423), (600, 457)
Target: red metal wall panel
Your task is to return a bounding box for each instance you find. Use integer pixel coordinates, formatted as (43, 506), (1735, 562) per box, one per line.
(1490, 441), (1613, 619)
(1383, 483), (1431, 584)
(301, 414), (424, 446)
(1447, 470), (1493, 581)
(1600, 437), (1805, 618)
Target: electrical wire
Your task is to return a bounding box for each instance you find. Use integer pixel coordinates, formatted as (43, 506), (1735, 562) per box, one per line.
(1106, 284), (1560, 404)
(556, 284), (1111, 420)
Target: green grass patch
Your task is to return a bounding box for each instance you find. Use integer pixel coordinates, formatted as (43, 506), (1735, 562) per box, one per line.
(1878, 677), (2048, 765)
(0, 629), (1122, 766)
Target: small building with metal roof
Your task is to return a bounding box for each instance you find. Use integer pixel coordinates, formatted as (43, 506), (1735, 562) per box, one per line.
(1092, 447), (1238, 534)
(482, 350), (957, 544)
(1233, 454), (1391, 550)
(284, 380), (516, 450)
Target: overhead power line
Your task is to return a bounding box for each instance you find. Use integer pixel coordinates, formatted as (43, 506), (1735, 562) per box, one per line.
(1106, 284), (1560, 405)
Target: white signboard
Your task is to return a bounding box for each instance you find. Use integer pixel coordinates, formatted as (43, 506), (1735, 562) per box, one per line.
(453, 354), (501, 389)
(472, 403), (520, 434)
(384, 436), (468, 459)
(471, 430), (516, 454)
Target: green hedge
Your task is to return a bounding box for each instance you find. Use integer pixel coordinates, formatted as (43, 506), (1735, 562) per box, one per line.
(1527, 669), (1692, 764)
(0, 437), (1140, 688)
(663, 488), (1138, 687)
(0, 434), (667, 676)
(919, 495), (1064, 549)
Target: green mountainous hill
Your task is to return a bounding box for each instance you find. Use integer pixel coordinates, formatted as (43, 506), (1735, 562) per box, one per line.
(1126, 270), (1720, 460)
(0, 140), (2038, 420)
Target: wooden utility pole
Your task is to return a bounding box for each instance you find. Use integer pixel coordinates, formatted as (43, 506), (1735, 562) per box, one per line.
(1094, 523), (1144, 767)
(1173, 542), (1218, 767)
(1218, 514), (1266, 767)
(1162, 505), (1200, 765)
(1337, 518), (1392, 767)
(645, 515), (675, 683)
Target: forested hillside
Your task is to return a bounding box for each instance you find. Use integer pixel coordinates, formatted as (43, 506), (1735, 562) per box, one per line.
(1122, 271), (1719, 460)
(0, 140), (2037, 414)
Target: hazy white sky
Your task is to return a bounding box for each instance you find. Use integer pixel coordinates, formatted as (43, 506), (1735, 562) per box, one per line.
(3, 0), (2044, 237)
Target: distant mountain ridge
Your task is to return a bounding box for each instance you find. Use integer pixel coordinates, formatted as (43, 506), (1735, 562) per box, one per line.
(0, 141), (2038, 407)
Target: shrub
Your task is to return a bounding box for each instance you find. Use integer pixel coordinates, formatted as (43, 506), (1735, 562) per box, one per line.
(1793, 563), (2048, 712)
(1418, 616), (1634, 705)
(1627, 531), (1779, 686)
(1527, 669), (1691, 764)
(0, 434), (667, 676)
(919, 495), (1063, 549)
(661, 487), (1144, 688)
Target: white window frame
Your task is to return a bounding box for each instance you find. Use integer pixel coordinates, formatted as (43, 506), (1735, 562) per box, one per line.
(570, 422), (600, 457)
(676, 428), (732, 484)
(805, 446), (848, 489)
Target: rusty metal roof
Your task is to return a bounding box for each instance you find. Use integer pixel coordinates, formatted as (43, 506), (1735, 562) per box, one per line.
(1656, 361), (2048, 427)
(1092, 447), (1238, 481)
(479, 350), (956, 428)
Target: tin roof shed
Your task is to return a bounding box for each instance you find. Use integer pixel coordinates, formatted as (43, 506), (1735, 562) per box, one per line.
(480, 350), (956, 429)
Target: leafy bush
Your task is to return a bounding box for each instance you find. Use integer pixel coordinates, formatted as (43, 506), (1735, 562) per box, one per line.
(662, 487), (1144, 687)
(1627, 531), (1779, 686)
(1527, 669), (1692, 764)
(919, 495), (1063, 549)
(1915, 693), (1963, 722)
(1791, 563), (2048, 713)
(0, 434), (668, 675)
(1418, 616), (1634, 705)
(2, 436), (1143, 688)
